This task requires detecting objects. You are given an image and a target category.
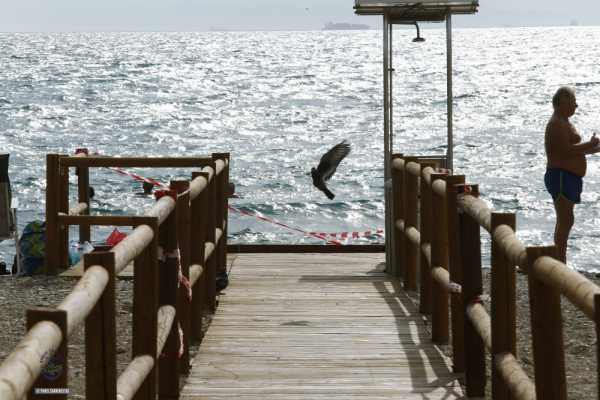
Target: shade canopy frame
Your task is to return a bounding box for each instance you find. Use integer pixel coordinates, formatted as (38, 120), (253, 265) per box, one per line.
(354, 0), (478, 269)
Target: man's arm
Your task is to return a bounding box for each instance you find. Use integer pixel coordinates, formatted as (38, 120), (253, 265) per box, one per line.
(550, 123), (598, 156)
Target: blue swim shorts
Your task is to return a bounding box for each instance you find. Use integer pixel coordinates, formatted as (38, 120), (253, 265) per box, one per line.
(544, 168), (583, 204)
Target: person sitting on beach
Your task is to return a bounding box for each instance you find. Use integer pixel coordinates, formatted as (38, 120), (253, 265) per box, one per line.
(133, 181), (155, 197)
(544, 86), (600, 263)
(143, 181), (153, 195)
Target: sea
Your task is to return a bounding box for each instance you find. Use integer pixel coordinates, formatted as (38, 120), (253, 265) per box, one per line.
(1, 26), (600, 271)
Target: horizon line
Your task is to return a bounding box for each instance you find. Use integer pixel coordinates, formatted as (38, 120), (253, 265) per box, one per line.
(1, 23), (599, 34)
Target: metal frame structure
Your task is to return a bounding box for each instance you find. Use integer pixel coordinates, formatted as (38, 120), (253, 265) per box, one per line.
(354, 0), (478, 271)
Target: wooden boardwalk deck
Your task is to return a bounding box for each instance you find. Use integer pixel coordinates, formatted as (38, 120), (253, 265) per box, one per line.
(181, 253), (464, 399)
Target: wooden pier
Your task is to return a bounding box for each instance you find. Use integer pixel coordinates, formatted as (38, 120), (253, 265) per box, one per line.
(181, 252), (462, 399)
(3, 151), (600, 400)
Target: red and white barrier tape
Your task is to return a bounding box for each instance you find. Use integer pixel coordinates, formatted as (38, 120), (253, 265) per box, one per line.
(157, 246), (192, 301)
(110, 167), (165, 188)
(226, 205), (342, 245)
(91, 158), (382, 245)
(308, 229), (384, 239)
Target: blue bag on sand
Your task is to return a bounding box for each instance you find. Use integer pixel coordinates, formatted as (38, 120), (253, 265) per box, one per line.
(18, 220), (46, 276)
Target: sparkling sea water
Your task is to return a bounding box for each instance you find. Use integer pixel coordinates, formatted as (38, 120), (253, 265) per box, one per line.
(1, 27), (600, 271)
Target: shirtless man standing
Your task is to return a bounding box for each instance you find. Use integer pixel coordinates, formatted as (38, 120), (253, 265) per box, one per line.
(544, 86), (600, 262)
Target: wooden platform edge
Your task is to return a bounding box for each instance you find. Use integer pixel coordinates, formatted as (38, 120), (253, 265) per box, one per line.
(227, 244), (385, 253)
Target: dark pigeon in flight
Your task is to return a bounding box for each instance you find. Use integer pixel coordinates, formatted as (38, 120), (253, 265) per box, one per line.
(311, 140), (351, 200)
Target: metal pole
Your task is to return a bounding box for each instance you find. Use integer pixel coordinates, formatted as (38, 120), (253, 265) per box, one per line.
(389, 23), (393, 155)
(383, 14), (391, 272)
(446, 14), (454, 171)
(388, 21), (394, 273)
(383, 14), (389, 179)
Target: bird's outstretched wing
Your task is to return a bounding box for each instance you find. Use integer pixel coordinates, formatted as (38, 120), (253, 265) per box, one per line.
(316, 141), (351, 181)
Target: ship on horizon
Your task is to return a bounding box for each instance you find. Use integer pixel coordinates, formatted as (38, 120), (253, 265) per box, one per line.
(323, 22), (370, 30)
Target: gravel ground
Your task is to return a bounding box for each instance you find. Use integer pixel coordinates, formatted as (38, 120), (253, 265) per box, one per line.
(484, 269), (598, 400)
(0, 269), (597, 398)
(433, 269), (599, 399)
(0, 275), (211, 398)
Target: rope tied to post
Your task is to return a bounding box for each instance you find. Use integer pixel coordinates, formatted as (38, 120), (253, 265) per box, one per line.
(469, 295), (488, 305)
(154, 189), (177, 201)
(156, 246), (192, 302)
(457, 184), (474, 195)
(159, 323), (185, 360)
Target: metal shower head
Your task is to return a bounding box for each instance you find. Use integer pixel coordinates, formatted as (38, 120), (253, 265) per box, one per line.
(412, 22), (425, 43)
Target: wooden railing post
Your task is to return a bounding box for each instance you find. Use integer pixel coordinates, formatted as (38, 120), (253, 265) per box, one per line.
(445, 175), (465, 372)
(491, 212), (517, 400)
(158, 194), (180, 399)
(133, 219), (159, 400)
(430, 172), (449, 344)
(391, 153), (404, 278)
(171, 180), (192, 374)
(45, 154), (60, 275)
(84, 251), (117, 400)
(204, 164), (217, 314)
(526, 246), (566, 400)
(222, 155), (229, 284)
(403, 157), (419, 291)
(595, 294), (600, 400)
(418, 162), (435, 315)
(58, 155), (70, 269)
(213, 153), (229, 287)
(75, 148), (91, 243)
(191, 172), (209, 337)
(458, 185), (486, 397)
(27, 309), (68, 400)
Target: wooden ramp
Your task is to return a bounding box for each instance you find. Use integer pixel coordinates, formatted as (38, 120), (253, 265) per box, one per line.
(181, 253), (464, 399)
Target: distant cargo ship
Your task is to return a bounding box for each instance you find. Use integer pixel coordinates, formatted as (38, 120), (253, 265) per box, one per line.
(323, 22), (370, 30)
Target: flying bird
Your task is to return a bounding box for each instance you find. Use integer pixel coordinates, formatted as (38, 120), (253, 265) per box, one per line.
(311, 140), (351, 200)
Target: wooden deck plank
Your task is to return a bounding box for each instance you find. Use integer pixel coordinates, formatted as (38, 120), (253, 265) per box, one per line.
(182, 253), (463, 399)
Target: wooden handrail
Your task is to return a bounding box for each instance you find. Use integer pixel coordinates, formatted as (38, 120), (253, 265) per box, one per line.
(112, 224), (155, 275)
(532, 255), (600, 320)
(494, 352), (536, 400)
(113, 305), (176, 400)
(431, 177), (446, 198)
(431, 266), (451, 293)
(421, 165), (435, 183)
(1, 152), (232, 399)
(391, 154), (600, 400)
(157, 305), (176, 355)
(189, 264), (204, 287)
(391, 157), (404, 171)
(491, 223), (527, 269)
(406, 160), (421, 177)
(0, 321), (63, 399)
(421, 243), (432, 270)
(457, 193), (492, 233)
(395, 219), (404, 232)
(404, 226), (420, 248)
(115, 355), (153, 400)
(466, 303), (492, 350)
(57, 266), (109, 335)
(68, 202), (88, 216)
(60, 156), (213, 168)
(144, 195), (176, 226)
